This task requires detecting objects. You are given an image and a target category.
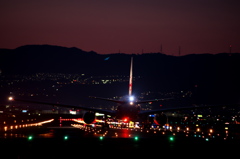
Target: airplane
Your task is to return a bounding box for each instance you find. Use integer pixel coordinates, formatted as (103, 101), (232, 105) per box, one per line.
(8, 57), (237, 127)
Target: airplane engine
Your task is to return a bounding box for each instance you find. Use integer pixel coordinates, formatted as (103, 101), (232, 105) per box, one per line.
(154, 113), (167, 126)
(83, 112), (95, 124)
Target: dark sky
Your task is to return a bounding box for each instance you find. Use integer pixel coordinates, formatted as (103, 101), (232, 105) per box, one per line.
(1, 0), (240, 55)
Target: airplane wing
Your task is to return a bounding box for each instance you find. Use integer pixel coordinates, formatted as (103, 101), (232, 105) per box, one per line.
(139, 104), (240, 115)
(135, 98), (173, 104)
(9, 97), (116, 115)
(89, 96), (172, 104)
(89, 96), (126, 104)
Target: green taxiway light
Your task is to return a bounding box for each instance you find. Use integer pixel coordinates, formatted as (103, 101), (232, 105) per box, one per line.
(169, 136), (174, 141)
(28, 136), (33, 140)
(134, 136), (139, 141)
(99, 136), (104, 140)
(64, 136), (68, 140)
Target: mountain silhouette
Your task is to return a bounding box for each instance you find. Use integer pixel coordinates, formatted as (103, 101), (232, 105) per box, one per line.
(0, 44), (240, 104)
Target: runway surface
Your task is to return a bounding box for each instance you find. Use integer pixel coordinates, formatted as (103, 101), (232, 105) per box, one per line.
(1, 117), (240, 158)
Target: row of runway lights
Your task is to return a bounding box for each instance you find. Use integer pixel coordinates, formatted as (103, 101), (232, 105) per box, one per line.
(71, 124), (231, 142)
(71, 118), (229, 136)
(2, 119), (54, 132)
(1, 119), (231, 141)
(71, 124), (143, 141)
(71, 124), (179, 141)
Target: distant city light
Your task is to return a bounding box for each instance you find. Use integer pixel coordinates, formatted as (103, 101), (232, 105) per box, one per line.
(22, 110), (27, 113)
(69, 110), (76, 115)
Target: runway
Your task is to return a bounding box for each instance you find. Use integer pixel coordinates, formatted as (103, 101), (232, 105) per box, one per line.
(1, 117), (240, 158)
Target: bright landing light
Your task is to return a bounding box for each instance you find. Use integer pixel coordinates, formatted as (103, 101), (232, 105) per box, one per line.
(129, 96), (134, 101)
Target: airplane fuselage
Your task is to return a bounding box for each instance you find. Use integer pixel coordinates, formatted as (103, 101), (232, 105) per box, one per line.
(116, 103), (140, 121)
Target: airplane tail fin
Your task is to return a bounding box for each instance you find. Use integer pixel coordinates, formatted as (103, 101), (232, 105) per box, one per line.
(90, 57), (134, 103)
(129, 57), (133, 96)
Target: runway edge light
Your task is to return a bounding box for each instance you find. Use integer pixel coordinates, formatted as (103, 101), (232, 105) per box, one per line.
(134, 136), (139, 141)
(169, 136), (174, 141)
(64, 136), (68, 140)
(28, 136), (33, 141)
